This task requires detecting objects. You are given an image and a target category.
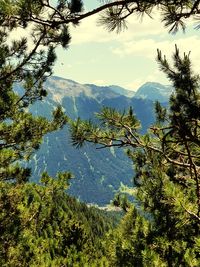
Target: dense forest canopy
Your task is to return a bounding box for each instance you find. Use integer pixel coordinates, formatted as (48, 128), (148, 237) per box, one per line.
(0, 0), (200, 266)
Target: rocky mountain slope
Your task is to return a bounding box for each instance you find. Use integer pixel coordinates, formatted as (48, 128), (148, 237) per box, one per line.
(28, 77), (170, 205)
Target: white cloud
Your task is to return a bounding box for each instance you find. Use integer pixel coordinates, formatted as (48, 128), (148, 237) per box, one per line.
(70, 12), (165, 45)
(56, 4), (200, 87)
(112, 38), (160, 58)
(70, 15), (114, 44)
(70, 10), (200, 71)
(125, 69), (168, 91)
(112, 35), (200, 72)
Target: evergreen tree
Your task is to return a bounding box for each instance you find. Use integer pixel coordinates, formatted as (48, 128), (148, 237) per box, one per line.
(0, 172), (113, 266)
(0, 1), (109, 265)
(70, 47), (200, 265)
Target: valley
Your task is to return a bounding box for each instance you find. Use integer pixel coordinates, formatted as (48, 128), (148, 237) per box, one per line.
(28, 76), (171, 205)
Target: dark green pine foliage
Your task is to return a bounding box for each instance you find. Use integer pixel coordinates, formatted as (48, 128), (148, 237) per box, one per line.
(0, 1), (112, 266)
(97, 1), (200, 34)
(0, 0), (74, 182)
(0, 172), (113, 266)
(70, 47), (200, 266)
(106, 207), (152, 267)
(69, 0), (83, 13)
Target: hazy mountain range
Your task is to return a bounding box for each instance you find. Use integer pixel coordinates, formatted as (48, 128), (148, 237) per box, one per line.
(28, 76), (172, 205)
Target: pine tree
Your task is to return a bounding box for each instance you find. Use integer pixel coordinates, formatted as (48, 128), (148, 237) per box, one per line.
(70, 47), (200, 265)
(0, 1), (99, 265)
(0, 172), (113, 266)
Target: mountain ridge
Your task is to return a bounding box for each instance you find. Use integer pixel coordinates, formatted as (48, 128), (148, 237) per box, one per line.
(46, 76), (173, 103)
(28, 76), (171, 205)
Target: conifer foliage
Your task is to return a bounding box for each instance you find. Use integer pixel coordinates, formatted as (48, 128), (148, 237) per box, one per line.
(0, 172), (112, 266)
(1, 0), (200, 266)
(0, 1), (117, 265)
(0, 0), (110, 265)
(70, 47), (200, 265)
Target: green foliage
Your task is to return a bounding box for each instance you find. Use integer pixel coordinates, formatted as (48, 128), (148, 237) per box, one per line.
(70, 48), (200, 265)
(69, 0), (83, 13)
(0, 173), (113, 266)
(0, 0), (74, 182)
(98, 1), (200, 34)
(70, 106), (141, 150)
(1, 0), (200, 265)
(106, 207), (159, 267)
(0, 2), (110, 265)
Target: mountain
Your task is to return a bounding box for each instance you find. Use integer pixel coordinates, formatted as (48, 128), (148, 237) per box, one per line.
(84, 84), (135, 99)
(28, 77), (157, 205)
(108, 85), (135, 97)
(134, 82), (173, 102)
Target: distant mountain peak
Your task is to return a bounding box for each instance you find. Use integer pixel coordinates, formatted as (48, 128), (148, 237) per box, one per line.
(109, 85), (135, 97)
(134, 82), (173, 102)
(45, 76), (93, 103)
(45, 76), (172, 104)
(29, 76), (156, 205)
(45, 76), (134, 104)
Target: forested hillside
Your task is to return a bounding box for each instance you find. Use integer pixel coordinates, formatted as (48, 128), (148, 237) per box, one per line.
(0, 172), (117, 266)
(27, 76), (160, 205)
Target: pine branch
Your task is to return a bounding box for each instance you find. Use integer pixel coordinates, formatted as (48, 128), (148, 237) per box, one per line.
(0, 31), (46, 81)
(180, 202), (200, 222)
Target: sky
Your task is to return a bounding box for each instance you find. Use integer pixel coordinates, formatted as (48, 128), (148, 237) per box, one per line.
(52, 1), (200, 91)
